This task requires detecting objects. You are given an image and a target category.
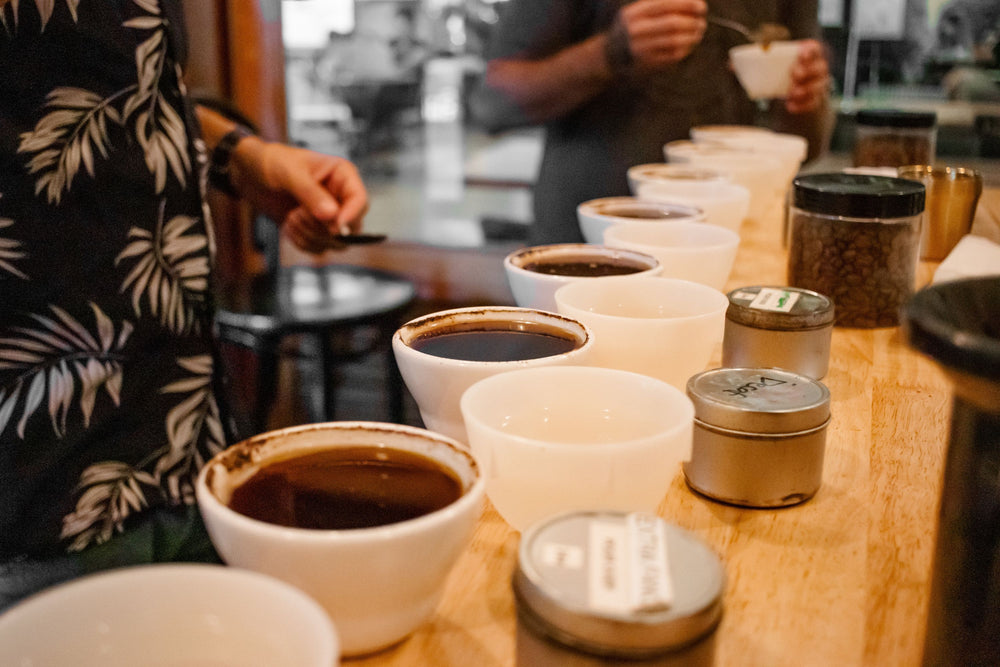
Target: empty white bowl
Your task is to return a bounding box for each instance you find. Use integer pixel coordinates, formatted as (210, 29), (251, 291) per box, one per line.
(635, 181), (751, 234)
(576, 195), (705, 244)
(196, 421), (484, 657)
(603, 221), (740, 291)
(0, 564), (339, 666)
(393, 306), (594, 443)
(554, 276), (728, 389)
(663, 140), (785, 223)
(626, 163), (732, 198)
(729, 40), (802, 100)
(504, 243), (661, 312)
(460, 365), (694, 531)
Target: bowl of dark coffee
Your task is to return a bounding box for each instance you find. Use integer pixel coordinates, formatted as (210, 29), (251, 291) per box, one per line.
(504, 243), (661, 312)
(392, 306), (594, 443)
(196, 421), (485, 658)
(577, 196), (704, 244)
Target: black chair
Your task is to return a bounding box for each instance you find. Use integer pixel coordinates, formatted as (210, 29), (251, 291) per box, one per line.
(214, 217), (417, 434)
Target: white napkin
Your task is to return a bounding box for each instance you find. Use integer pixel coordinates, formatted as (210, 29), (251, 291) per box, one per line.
(933, 235), (1000, 284)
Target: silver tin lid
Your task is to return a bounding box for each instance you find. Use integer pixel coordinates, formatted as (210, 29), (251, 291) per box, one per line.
(726, 286), (835, 331)
(686, 368), (831, 434)
(513, 511), (724, 658)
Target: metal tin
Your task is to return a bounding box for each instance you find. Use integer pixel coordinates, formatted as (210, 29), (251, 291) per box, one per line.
(722, 286), (835, 379)
(514, 511), (724, 666)
(684, 368), (831, 508)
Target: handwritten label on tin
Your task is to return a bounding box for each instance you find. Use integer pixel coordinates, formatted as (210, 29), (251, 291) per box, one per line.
(587, 514), (674, 614)
(722, 375), (789, 398)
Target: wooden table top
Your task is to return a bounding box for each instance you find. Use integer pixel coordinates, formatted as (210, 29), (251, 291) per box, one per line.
(346, 187), (1000, 667)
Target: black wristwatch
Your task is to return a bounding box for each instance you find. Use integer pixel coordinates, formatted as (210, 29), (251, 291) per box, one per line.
(209, 124), (254, 197)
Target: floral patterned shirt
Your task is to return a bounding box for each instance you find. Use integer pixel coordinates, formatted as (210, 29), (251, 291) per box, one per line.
(0, 0), (227, 559)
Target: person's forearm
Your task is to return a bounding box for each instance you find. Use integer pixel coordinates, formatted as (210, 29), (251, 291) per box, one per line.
(483, 33), (614, 124)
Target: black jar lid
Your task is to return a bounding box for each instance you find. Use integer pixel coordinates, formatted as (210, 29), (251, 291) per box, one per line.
(856, 109), (937, 129)
(792, 172), (925, 219)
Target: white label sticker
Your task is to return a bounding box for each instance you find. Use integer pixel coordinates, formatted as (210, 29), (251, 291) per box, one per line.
(749, 287), (800, 313)
(588, 521), (630, 613)
(626, 513), (674, 612)
(540, 543), (585, 570)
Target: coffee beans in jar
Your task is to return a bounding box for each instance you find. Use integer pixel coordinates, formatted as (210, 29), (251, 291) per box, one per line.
(852, 109), (937, 168)
(787, 173), (925, 328)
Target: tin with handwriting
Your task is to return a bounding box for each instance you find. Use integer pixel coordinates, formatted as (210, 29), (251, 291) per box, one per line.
(684, 368), (831, 508)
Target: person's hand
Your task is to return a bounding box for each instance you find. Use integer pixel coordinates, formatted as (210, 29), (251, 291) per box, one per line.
(785, 39), (830, 114)
(231, 139), (369, 253)
(618, 0), (707, 68)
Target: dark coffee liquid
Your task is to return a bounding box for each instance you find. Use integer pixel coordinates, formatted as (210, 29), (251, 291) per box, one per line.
(411, 325), (579, 361)
(522, 260), (646, 277)
(228, 446), (463, 529)
(592, 205), (688, 219)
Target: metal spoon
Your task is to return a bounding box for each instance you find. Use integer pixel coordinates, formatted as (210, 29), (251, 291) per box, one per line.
(708, 16), (790, 46)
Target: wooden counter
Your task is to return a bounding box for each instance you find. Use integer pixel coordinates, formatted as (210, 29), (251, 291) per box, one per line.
(340, 189), (1000, 667)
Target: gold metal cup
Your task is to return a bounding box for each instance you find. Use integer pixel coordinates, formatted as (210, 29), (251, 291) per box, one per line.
(898, 165), (983, 261)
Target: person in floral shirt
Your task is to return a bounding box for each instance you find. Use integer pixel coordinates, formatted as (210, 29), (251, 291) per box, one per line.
(0, 0), (368, 608)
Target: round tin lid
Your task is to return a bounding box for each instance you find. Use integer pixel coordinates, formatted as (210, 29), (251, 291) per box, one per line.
(792, 173), (925, 220)
(726, 286), (835, 331)
(514, 511), (724, 658)
(686, 368), (831, 433)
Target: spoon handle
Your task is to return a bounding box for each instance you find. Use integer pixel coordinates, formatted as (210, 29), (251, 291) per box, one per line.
(706, 15), (753, 42)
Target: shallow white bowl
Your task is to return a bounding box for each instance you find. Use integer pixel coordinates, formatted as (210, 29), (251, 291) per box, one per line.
(576, 195), (705, 245)
(554, 276), (728, 389)
(196, 421), (484, 657)
(0, 564), (339, 667)
(461, 365), (694, 531)
(504, 243), (661, 312)
(729, 40), (802, 100)
(603, 220), (740, 291)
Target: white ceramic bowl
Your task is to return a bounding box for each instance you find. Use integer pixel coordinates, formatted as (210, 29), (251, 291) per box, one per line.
(690, 126), (808, 191)
(626, 163), (732, 198)
(634, 181), (751, 234)
(0, 564), (339, 666)
(663, 140), (785, 223)
(554, 276), (728, 389)
(460, 365), (694, 531)
(576, 195), (705, 245)
(603, 221), (740, 291)
(729, 40), (802, 100)
(393, 306), (594, 443)
(504, 243), (661, 312)
(196, 421), (485, 657)
(689, 124), (774, 143)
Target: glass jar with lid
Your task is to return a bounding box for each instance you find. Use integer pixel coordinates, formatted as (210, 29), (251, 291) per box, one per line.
(787, 173), (925, 328)
(852, 109), (937, 168)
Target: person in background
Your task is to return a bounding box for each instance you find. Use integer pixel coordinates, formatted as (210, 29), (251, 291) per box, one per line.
(0, 0), (368, 609)
(470, 0), (832, 245)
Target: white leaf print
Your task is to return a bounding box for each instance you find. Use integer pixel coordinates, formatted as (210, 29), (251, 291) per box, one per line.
(61, 461), (160, 552)
(132, 0), (160, 16)
(157, 355), (225, 503)
(0, 199), (29, 280)
(116, 202), (209, 334)
(17, 88), (124, 205)
(0, 304), (132, 439)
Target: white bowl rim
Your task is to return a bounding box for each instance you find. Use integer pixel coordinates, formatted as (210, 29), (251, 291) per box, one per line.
(603, 220), (741, 253)
(728, 39), (803, 57)
(196, 421), (486, 545)
(576, 195), (705, 220)
(393, 305), (594, 361)
(503, 243), (661, 275)
(554, 276), (729, 323)
(0, 563), (339, 662)
(626, 163), (732, 184)
(460, 365), (694, 449)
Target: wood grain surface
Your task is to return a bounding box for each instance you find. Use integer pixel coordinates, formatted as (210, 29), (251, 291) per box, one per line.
(346, 188), (1000, 667)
